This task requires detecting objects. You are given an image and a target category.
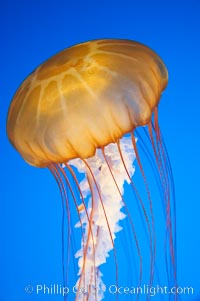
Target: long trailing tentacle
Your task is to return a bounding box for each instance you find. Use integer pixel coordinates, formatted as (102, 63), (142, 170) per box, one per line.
(83, 159), (119, 301)
(101, 147), (143, 300)
(48, 163), (71, 301)
(148, 107), (177, 300)
(85, 173), (98, 301)
(135, 128), (167, 301)
(153, 108), (177, 290)
(65, 163), (97, 301)
(55, 164), (94, 301)
(131, 132), (157, 293)
(116, 139), (155, 293)
(137, 128), (166, 215)
(148, 119), (172, 291)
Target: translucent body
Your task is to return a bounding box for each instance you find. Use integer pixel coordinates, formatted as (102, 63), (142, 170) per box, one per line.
(7, 39), (168, 167)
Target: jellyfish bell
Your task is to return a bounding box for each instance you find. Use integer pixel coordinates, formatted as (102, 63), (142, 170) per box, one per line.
(7, 39), (167, 167)
(7, 39), (176, 300)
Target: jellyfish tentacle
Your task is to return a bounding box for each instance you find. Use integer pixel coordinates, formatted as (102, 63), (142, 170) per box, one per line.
(148, 121), (172, 283)
(83, 172), (97, 301)
(65, 163), (98, 301)
(50, 163), (80, 301)
(101, 146), (143, 298)
(137, 128), (165, 208)
(149, 115), (177, 300)
(116, 139), (154, 288)
(131, 132), (156, 291)
(149, 117), (170, 207)
(48, 163), (69, 300)
(83, 159), (119, 301)
(158, 135), (177, 287)
(134, 129), (169, 301)
(56, 164), (93, 301)
(153, 109), (177, 291)
(56, 164), (89, 299)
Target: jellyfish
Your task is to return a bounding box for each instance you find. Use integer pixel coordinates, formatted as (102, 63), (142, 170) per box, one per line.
(7, 39), (177, 300)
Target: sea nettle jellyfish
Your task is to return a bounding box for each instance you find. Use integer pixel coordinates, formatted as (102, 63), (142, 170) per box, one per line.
(7, 39), (177, 300)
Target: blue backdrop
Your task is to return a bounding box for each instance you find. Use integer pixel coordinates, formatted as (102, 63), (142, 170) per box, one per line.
(1, 0), (200, 300)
